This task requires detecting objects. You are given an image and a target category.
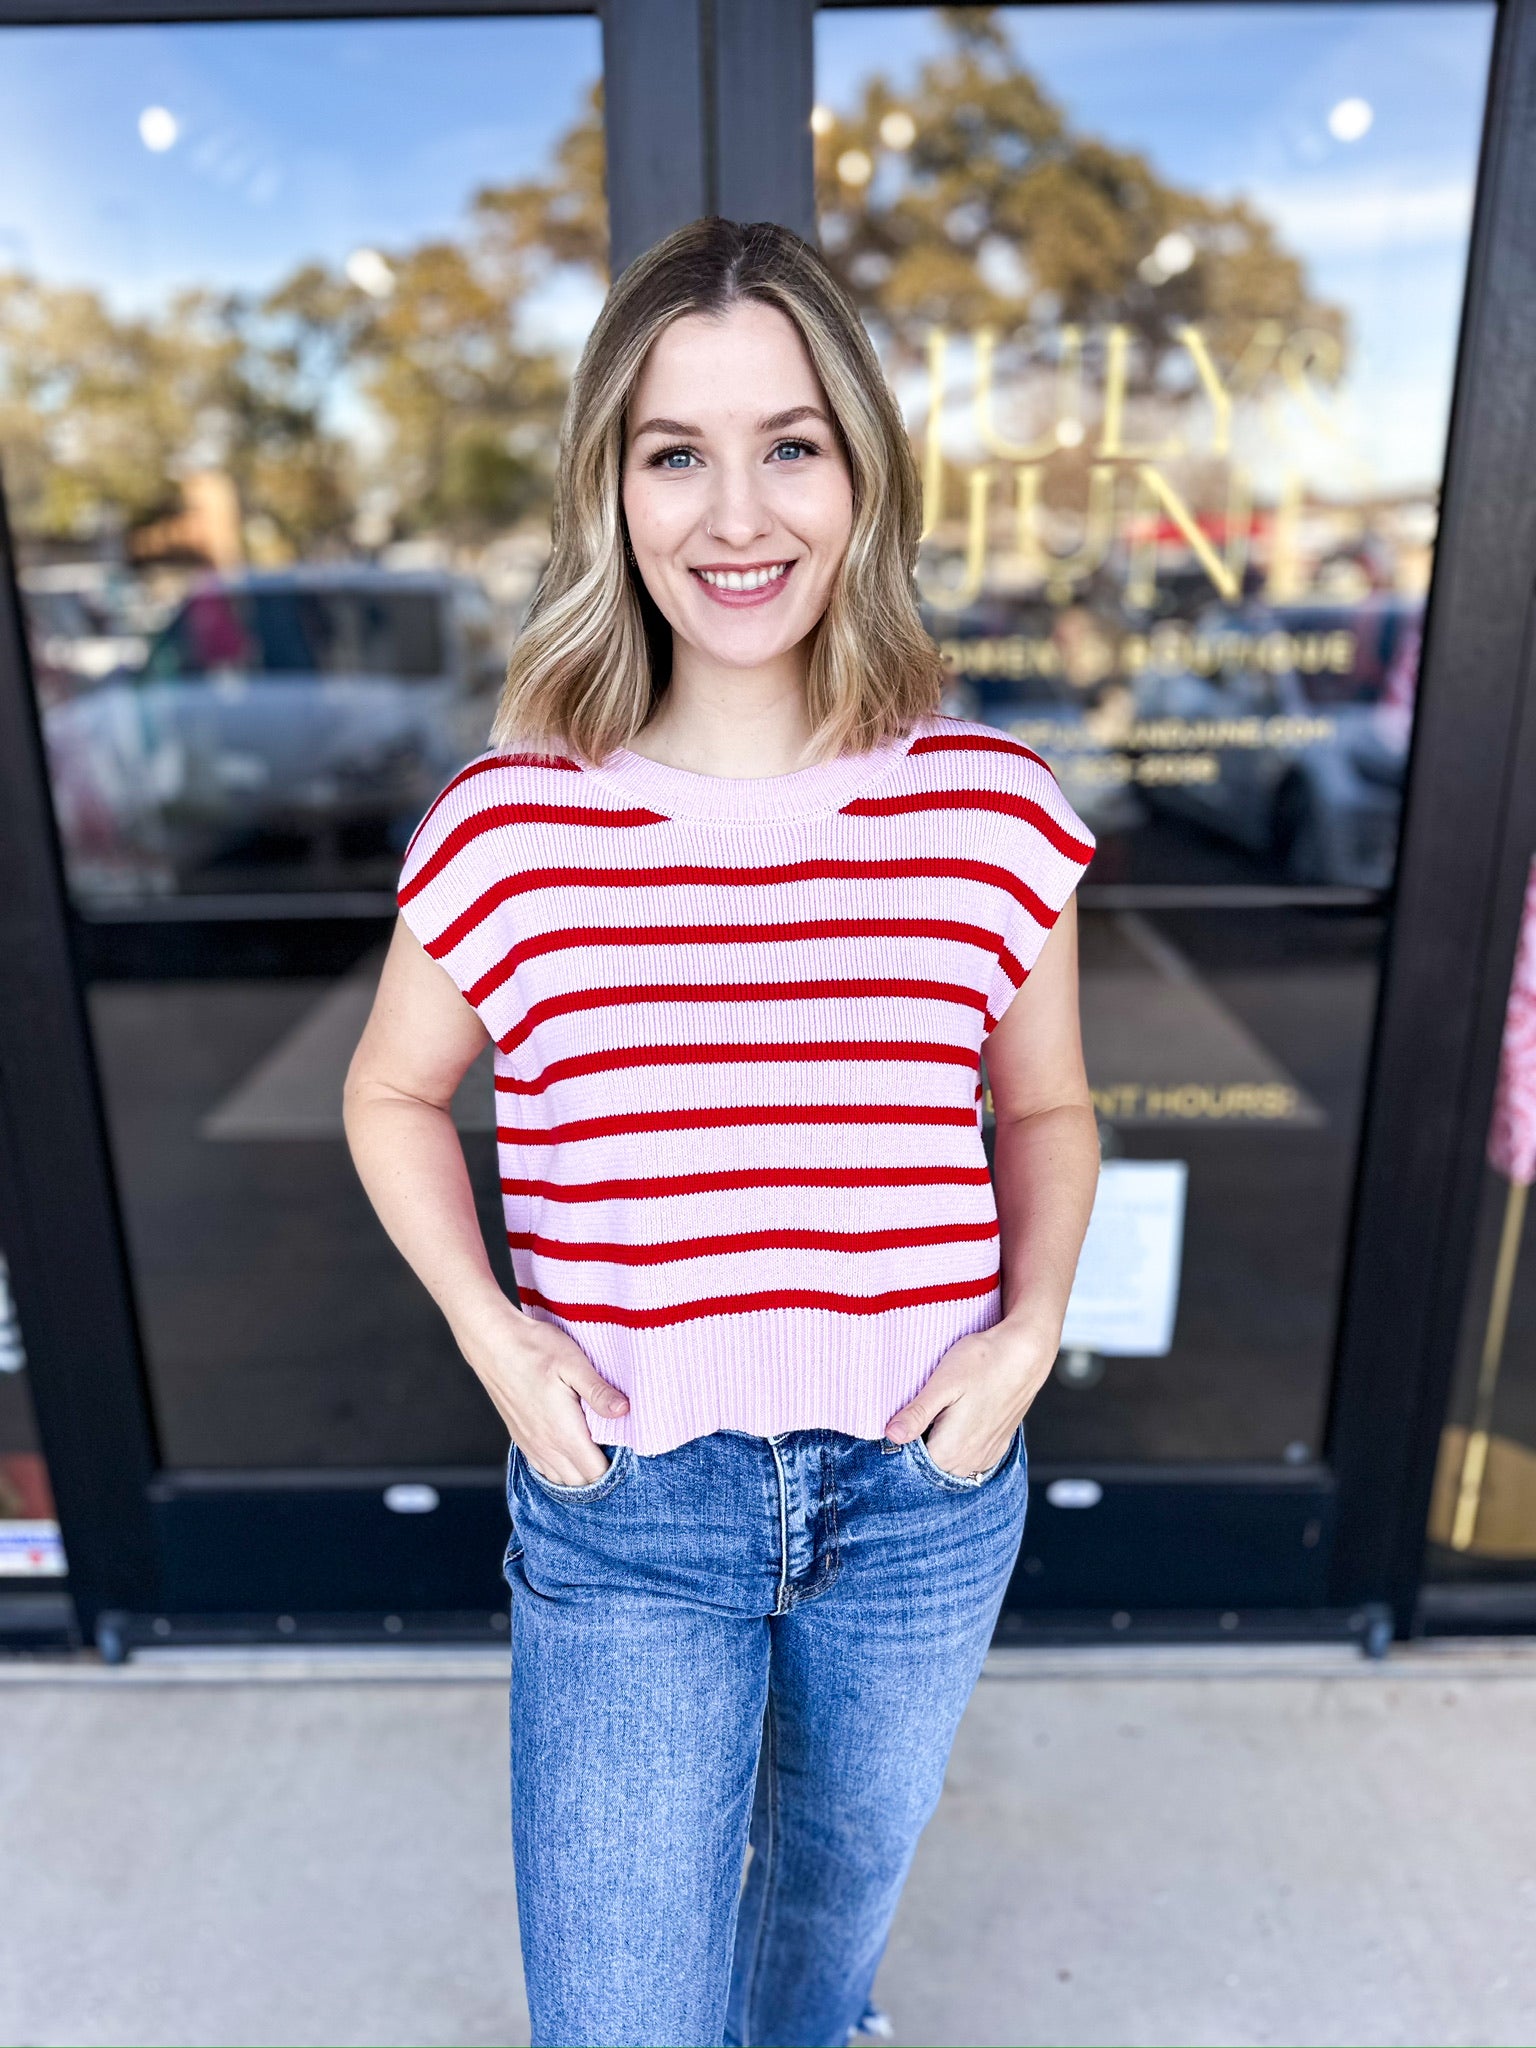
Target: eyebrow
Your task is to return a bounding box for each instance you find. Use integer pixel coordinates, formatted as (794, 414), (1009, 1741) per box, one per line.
(758, 405), (830, 434)
(630, 404), (832, 440)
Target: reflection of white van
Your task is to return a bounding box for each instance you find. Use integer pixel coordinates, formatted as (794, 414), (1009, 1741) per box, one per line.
(1133, 599), (1421, 888)
(45, 567), (504, 884)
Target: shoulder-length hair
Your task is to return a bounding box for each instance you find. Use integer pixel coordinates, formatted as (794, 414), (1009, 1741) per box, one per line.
(490, 216), (943, 763)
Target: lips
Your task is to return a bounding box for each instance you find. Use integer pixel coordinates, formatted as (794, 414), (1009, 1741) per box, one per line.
(690, 560), (795, 607)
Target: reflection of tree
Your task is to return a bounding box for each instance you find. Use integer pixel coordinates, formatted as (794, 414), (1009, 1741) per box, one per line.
(471, 80), (609, 284)
(0, 269), (359, 557)
(0, 87), (605, 562)
(815, 8), (1344, 379)
(0, 278), (238, 538)
(0, 26), (1344, 566)
(349, 240), (567, 540)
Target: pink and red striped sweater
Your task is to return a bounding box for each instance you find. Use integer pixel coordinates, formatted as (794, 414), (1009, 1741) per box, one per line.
(397, 713), (1095, 1453)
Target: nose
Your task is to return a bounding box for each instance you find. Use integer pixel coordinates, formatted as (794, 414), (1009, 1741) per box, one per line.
(702, 458), (772, 550)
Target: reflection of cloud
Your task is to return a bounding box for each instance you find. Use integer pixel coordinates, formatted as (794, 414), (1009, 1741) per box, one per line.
(185, 121), (286, 207)
(1251, 176), (1475, 253)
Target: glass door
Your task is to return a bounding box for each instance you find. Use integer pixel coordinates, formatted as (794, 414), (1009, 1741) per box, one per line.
(811, 1), (1499, 1622)
(0, 9), (610, 1636)
(4, 0), (1531, 1640)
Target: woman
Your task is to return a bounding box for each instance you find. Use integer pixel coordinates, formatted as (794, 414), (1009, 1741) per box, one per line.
(344, 217), (1100, 2048)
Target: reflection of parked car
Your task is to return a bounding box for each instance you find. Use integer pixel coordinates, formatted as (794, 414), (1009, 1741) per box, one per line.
(1132, 599), (1421, 888)
(931, 600), (1145, 842)
(20, 568), (148, 694)
(44, 567), (504, 885)
(941, 665), (1144, 841)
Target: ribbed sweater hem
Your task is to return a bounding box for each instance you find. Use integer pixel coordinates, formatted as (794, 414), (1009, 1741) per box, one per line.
(531, 1290), (1005, 1455)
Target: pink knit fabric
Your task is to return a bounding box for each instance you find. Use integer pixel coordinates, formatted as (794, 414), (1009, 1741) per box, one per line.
(397, 713), (1095, 1453)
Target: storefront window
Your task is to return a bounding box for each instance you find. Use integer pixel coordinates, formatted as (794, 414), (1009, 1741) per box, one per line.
(816, 4), (1493, 1460)
(0, 16), (606, 1470)
(1, 15), (605, 907)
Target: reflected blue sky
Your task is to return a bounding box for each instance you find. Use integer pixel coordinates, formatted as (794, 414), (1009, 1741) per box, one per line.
(818, 5), (1494, 489)
(0, 15), (602, 337)
(0, 5), (1494, 491)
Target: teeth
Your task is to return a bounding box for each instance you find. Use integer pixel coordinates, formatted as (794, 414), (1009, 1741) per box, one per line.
(697, 563), (788, 592)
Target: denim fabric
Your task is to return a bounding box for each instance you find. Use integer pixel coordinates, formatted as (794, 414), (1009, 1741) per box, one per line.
(503, 1422), (1028, 2048)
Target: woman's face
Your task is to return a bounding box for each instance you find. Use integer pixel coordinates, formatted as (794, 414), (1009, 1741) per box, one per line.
(622, 300), (855, 676)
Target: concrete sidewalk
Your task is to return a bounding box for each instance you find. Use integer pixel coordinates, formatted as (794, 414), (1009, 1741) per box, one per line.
(1, 1641), (1533, 2048)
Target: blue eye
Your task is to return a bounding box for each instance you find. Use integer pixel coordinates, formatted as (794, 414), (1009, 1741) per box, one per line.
(771, 439), (818, 462)
(647, 445), (699, 470)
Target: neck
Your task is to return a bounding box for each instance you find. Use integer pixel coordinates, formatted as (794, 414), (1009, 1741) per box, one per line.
(630, 639), (817, 778)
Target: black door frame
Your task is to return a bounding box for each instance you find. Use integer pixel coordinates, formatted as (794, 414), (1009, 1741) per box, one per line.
(1, 0), (1532, 1652)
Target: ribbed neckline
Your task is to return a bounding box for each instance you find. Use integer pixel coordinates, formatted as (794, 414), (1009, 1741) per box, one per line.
(585, 722), (921, 824)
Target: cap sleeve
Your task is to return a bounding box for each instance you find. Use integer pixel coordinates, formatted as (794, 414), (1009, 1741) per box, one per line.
(396, 756), (521, 1026)
(983, 758), (1095, 1034)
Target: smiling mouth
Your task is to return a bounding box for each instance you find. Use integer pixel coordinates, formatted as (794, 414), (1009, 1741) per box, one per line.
(690, 560), (794, 602)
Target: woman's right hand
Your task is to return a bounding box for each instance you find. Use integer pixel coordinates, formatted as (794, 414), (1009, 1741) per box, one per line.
(343, 920), (629, 1488)
(456, 1298), (629, 1487)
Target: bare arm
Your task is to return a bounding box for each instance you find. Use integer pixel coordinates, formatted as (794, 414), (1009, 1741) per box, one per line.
(342, 916), (627, 1484)
(885, 895), (1100, 1472)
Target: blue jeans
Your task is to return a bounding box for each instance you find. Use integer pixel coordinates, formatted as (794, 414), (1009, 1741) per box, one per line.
(503, 1423), (1028, 2048)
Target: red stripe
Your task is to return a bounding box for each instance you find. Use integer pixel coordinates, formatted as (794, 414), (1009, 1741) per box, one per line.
(402, 756), (504, 861)
(423, 859), (1059, 961)
(496, 1104), (979, 1145)
(403, 753), (586, 861)
(399, 801), (667, 906)
(501, 1166), (993, 1202)
(465, 915), (1016, 1009)
(910, 731), (1051, 771)
(497, 977), (986, 1054)
(496, 1039), (981, 1096)
(518, 1272), (1000, 1328)
(840, 789), (1095, 863)
(508, 1221), (999, 1264)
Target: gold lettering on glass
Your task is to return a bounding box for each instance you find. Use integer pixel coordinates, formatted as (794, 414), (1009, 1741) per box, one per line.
(1099, 326), (1182, 460)
(913, 317), (1366, 616)
(917, 464), (992, 613)
(974, 325), (1085, 461)
(1014, 462), (1117, 600)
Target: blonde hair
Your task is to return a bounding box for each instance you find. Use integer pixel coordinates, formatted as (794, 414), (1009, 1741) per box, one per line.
(490, 216), (943, 763)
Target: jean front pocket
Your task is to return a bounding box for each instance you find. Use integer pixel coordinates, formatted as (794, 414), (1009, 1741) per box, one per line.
(906, 1423), (1023, 1495)
(513, 1441), (633, 1505)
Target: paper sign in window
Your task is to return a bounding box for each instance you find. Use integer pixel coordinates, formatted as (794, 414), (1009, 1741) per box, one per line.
(1061, 1161), (1188, 1357)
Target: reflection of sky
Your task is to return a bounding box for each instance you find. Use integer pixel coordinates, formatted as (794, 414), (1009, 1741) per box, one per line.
(0, 8), (1492, 495)
(0, 16), (604, 352)
(817, 4), (1494, 491)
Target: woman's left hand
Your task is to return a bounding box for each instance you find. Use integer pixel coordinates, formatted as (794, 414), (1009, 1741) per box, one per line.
(884, 1320), (1057, 1479)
